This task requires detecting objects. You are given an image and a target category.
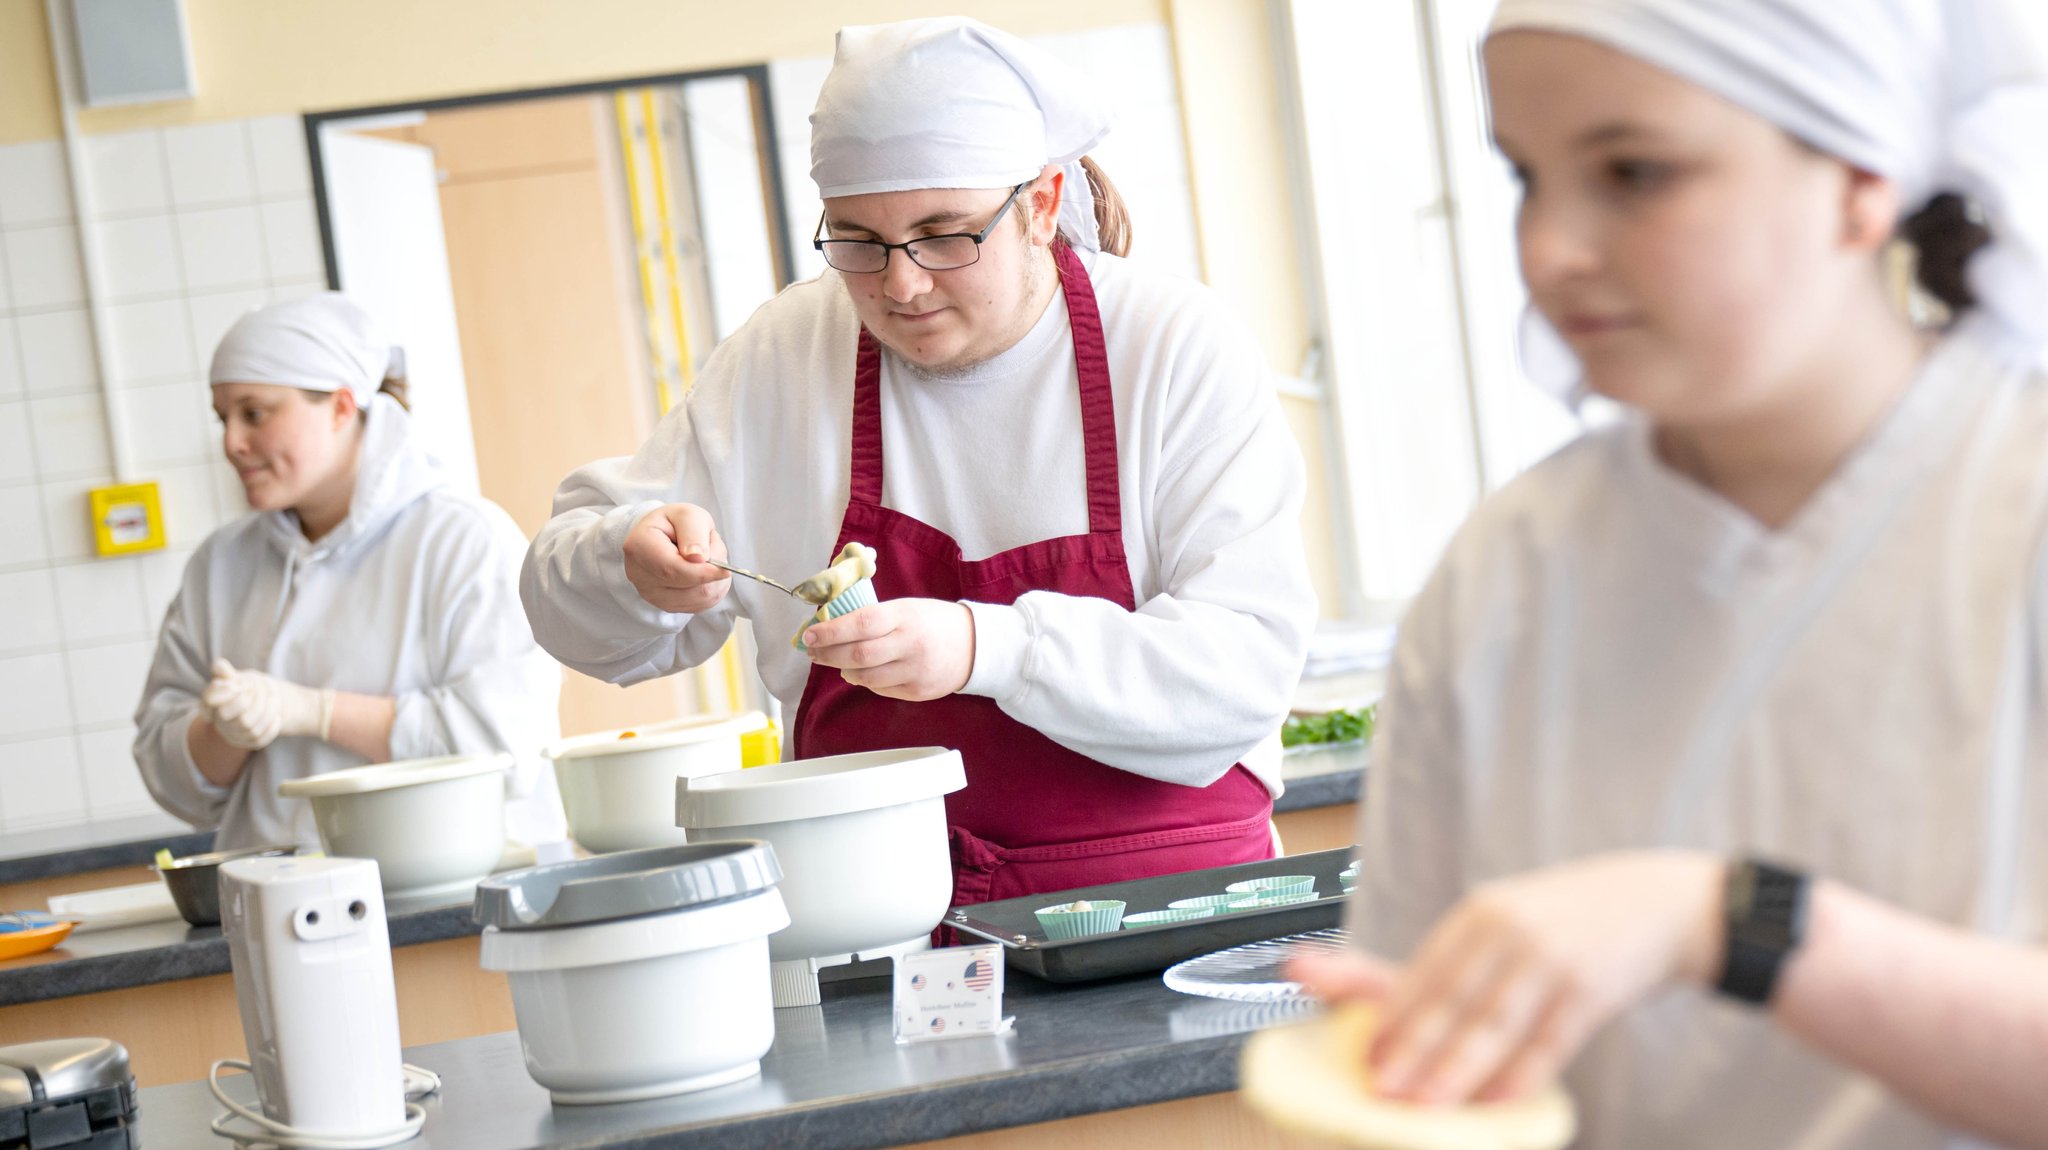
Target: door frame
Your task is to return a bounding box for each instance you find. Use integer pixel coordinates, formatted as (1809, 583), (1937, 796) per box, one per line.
(301, 63), (798, 293)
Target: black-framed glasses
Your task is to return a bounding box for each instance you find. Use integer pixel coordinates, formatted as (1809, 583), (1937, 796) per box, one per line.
(812, 181), (1031, 274)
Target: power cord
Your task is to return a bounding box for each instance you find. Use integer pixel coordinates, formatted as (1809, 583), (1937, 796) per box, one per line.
(208, 1060), (441, 1150)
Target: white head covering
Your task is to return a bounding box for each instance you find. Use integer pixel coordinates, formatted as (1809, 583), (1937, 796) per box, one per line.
(208, 292), (401, 405)
(1492, 0), (2048, 382)
(809, 17), (1113, 251)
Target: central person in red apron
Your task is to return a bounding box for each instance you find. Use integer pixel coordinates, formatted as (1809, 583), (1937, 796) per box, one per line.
(793, 241), (1277, 911)
(523, 17), (1317, 925)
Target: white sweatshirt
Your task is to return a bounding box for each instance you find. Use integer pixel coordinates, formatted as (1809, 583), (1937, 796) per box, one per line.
(523, 251), (1315, 793)
(1349, 319), (2048, 1150)
(135, 395), (567, 850)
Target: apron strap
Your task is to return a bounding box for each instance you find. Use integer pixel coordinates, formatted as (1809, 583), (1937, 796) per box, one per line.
(1052, 242), (1123, 539)
(850, 328), (886, 505)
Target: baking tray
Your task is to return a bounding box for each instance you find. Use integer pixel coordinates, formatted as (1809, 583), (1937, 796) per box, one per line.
(946, 847), (1356, 983)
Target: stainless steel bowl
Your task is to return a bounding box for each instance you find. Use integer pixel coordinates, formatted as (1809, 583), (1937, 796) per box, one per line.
(157, 845), (302, 926)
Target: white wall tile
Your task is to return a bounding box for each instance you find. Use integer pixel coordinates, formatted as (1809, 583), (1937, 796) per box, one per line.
(65, 639), (154, 726)
(79, 726), (156, 819)
(84, 130), (170, 217)
(269, 277), (328, 304)
(249, 116), (313, 198)
(0, 568), (60, 653)
(185, 288), (268, 362)
(0, 654), (74, 739)
(259, 198), (324, 283)
(106, 298), (197, 385)
(164, 122), (255, 208)
(138, 546), (192, 625)
(96, 215), (182, 301)
(0, 319), (20, 399)
(0, 399), (35, 486)
(0, 485), (50, 568)
(39, 476), (105, 563)
(0, 733), (89, 831)
(176, 206), (266, 291)
(29, 392), (111, 479)
(0, 246), (12, 310)
(4, 224), (86, 309)
(212, 458), (249, 522)
(157, 462), (223, 549)
(121, 381), (211, 469)
(0, 140), (74, 228)
(52, 558), (147, 644)
(14, 308), (97, 396)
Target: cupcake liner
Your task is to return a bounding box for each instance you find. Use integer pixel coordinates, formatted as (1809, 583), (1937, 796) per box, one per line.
(1122, 906), (1216, 928)
(1034, 899), (1127, 940)
(824, 578), (877, 619)
(1225, 875), (1316, 897)
(1167, 893), (1241, 913)
(1226, 890), (1320, 912)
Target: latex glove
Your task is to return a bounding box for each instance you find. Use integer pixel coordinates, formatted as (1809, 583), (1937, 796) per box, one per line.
(201, 659), (334, 750)
(1288, 850), (1723, 1106)
(800, 598), (975, 702)
(622, 503), (731, 614)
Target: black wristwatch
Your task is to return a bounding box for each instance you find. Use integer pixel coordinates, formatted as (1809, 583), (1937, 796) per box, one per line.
(1715, 857), (1810, 1005)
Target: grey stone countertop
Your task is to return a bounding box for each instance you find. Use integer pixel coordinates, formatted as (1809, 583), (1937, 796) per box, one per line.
(0, 749), (1367, 886)
(0, 890), (477, 1007)
(135, 966), (1317, 1150)
(1, 746), (1365, 1008)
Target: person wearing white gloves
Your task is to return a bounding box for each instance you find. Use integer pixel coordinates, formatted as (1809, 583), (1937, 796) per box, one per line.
(524, 18), (1315, 911)
(1288, 1), (2048, 1147)
(135, 293), (566, 850)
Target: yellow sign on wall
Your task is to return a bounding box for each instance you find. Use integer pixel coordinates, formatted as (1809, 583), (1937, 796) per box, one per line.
(89, 482), (167, 556)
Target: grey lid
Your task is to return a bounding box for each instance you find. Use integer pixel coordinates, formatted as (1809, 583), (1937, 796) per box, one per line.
(0, 1038), (131, 1101)
(0, 1064), (27, 1110)
(473, 840), (781, 930)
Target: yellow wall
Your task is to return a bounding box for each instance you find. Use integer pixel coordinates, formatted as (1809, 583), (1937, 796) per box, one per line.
(1, 0), (1162, 143)
(1, 0), (1340, 612)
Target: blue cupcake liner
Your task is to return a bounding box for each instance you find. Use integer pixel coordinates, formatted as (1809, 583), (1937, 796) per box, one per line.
(1034, 900), (1127, 939)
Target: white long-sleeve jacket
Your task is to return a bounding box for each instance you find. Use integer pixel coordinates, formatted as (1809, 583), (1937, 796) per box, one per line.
(1349, 321), (2048, 1150)
(135, 394), (566, 849)
(523, 251), (1315, 793)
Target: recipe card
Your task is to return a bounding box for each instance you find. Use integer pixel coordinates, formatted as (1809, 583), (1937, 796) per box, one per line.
(893, 943), (1013, 1044)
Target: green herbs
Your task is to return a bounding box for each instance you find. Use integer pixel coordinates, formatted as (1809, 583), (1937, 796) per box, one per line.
(1281, 705), (1377, 748)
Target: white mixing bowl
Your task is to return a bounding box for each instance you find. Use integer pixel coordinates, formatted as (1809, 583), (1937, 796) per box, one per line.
(474, 841), (789, 1104)
(676, 747), (965, 1004)
(278, 753), (509, 900)
(546, 711), (766, 854)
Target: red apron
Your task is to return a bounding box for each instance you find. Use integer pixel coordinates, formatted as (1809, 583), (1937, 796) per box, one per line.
(792, 242), (1275, 922)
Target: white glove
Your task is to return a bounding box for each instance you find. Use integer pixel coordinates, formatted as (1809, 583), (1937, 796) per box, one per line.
(201, 659), (334, 751)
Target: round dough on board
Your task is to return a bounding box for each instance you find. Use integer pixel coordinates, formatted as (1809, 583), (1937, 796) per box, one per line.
(1238, 1005), (1576, 1150)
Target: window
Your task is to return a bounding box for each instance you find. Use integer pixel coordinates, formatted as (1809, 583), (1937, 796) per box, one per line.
(1281, 0), (1581, 604)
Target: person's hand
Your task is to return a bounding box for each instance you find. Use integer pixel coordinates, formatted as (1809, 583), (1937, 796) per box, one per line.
(800, 599), (976, 701)
(1289, 851), (1723, 1107)
(200, 659), (334, 750)
(623, 503), (731, 614)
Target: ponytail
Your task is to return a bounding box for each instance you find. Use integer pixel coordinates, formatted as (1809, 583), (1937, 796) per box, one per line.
(1078, 155), (1132, 258)
(1900, 192), (1991, 315)
(376, 374), (411, 412)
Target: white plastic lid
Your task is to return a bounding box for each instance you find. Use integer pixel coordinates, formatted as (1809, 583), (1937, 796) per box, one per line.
(277, 752), (511, 799)
(542, 711), (768, 762)
(677, 747), (965, 828)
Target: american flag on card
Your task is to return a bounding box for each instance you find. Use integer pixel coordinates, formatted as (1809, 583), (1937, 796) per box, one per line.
(929, 1016), (947, 1034)
(963, 957), (995, 991)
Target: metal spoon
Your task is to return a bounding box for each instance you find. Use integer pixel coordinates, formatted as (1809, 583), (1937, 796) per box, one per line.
(699, 556), (805, 600)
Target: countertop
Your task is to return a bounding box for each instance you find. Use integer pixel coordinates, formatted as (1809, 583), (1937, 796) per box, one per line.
(1, 746), (1368, 887)
(134, 964), (1316, 1150)
(1, 746), (1366, 1007)
(0, 891), (477, 1007)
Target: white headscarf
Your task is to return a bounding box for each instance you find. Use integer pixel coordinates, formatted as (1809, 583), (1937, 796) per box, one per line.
(208, 292), (401, 405)
(1493, 0), (2048, 378)
(809, 17), (1113, 251)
